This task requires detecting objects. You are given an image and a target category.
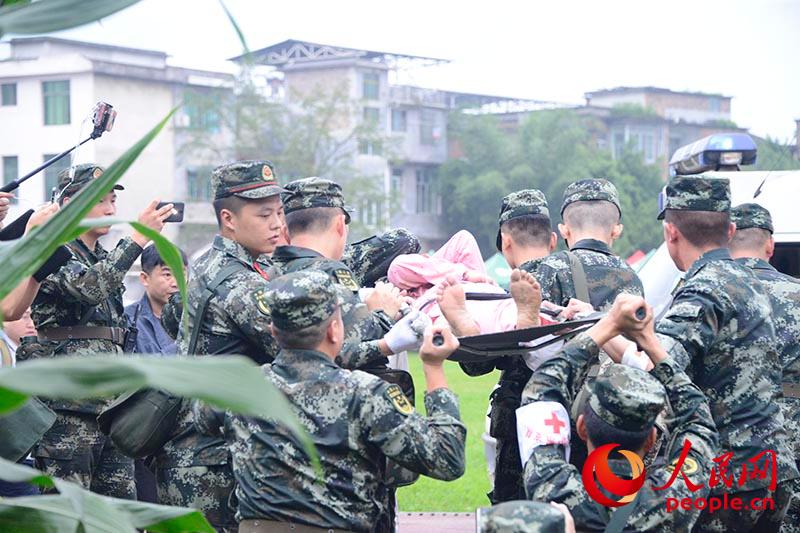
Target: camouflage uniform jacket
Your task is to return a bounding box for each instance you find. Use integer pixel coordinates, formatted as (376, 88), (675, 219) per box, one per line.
(521, 333), (718, 531)
(158, 235), (279, 469)
(270, 245), (391, 370)
(656, 248), (798, 492)
(30, 237), (142, 414)
(534, 239), (643, 309)
(734, 257), (800, 384)
(198, 348), (466, 531)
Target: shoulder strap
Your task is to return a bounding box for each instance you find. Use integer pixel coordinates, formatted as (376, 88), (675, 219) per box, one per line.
(565, 251), (591, 304)
(187, 263), (244, 355)
(603, 491), (642, 533)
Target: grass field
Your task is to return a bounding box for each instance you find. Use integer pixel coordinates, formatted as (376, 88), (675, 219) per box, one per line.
(396, 355), (498, 512)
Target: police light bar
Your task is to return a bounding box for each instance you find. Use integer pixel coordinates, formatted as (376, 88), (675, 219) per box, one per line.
(669, 133), (757, 176)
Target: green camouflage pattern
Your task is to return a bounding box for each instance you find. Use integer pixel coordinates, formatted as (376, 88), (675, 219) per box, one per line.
(34, 411), (135, 499)
(200, 348), (465, 530)
(534, 239), (644, 310)
(731, 202), (774, 233)
(211, 160), (282, 200)
(657, 175), (731, 220)
(496, 189), (550, 251)
(281, 177), (353, 223)
(265, 270), (342, 332)
(160, 291), (181, 341)
(56, 163), (124, 197)
(270, 245), (391, 370)
(156, 464), (237, 531)
(520, 333), (718, 531)
(656, 248), (798, 496)
(560, 178), (620, 216)
(342, 228), (421, 287)
(478, 501), (565, 533)
(588, 364), (666, 431)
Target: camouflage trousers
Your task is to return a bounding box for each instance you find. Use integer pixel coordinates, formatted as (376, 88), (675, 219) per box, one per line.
(693, 481), (794, 533)
(156, 464), (237, 532)
(779, 397), (800, 533)
(34, 410), (135, 499)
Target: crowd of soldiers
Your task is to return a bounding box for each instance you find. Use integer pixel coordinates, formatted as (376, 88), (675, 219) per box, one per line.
(1, 156), (798, 533)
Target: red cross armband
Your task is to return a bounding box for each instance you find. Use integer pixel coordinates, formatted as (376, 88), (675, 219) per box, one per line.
(515, 401), (571, 467)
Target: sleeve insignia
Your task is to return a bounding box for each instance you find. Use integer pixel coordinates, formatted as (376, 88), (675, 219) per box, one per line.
(385, 384), (414, 416)
(666, 456), (698, 476)
(334, 268), (360, 292)
(252, 288), (270, 316)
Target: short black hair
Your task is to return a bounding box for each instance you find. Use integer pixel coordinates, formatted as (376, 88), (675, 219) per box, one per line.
(212, 195), (249, 227)
(730, 227), (771, 252)
(141, 244), (188, 274)
(285, 207), (343, 238)
(500, 214), (552, 248)
(664, 210), (731, 248)
(562, 201), (620, 233)
(271, 310), (337, 350)
(583, 404), (651, 452)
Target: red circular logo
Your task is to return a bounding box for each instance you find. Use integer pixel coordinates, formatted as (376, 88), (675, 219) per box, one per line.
(582, 443), (646, 507)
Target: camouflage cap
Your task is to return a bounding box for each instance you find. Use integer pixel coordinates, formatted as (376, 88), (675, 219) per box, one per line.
(281, 177), (354, 224)
(561, 179), (621, 217)
(657, 175), (730, 220)
(478, 501), (565, 533)
(211, 160), (283, 200)
(265, 270), (343, 332)
(57, 164), (124, 197)
(496, 189), (550, 251)
(731, 202), (773, 234)
(588, 364), (666, 432)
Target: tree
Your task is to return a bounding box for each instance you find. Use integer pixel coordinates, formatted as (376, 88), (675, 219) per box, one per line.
(752, 136), (800, 172)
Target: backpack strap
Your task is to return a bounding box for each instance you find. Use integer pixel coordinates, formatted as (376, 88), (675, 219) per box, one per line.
(187, 263), (244, 355)
(565, 251), (590, 304)
(603, 489), (643, 533)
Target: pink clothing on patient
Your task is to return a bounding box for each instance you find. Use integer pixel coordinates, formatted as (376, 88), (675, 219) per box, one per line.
(388, 230), (519, 334)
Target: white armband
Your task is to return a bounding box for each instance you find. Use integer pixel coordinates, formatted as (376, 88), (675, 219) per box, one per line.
(621, 343), (649, 371)
(516, 401), (571, 467)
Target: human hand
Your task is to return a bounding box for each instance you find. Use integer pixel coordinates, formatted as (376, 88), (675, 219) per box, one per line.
(606, 294), (650, 337)
(133, 199), (175, 247)
(25, 202), (60, 233)
(419, 324), (459, 367)
(0, 192), (13, 226)
(383, 309), (431, 354)
(366, 281), (404, 320)
(559, 298), (594, 320)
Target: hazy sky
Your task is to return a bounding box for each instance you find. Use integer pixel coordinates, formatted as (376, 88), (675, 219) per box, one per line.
(34, 0), (800, 140)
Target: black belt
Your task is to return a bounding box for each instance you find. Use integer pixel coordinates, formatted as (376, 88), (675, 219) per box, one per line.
(39, 326), (127, 346)
(238, 519), (352, 533)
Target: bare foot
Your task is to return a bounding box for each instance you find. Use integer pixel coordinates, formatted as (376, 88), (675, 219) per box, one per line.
(510, 269), (542, 329)
(436, 276), (480, 336)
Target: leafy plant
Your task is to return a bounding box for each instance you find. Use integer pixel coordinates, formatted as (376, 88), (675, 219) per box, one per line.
(0, 0), (141, 37)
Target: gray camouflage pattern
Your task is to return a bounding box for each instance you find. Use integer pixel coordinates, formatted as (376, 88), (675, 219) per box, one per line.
(731, 202), (774, 233)
(656, 248), (798, 495)
(496, 189), (550, 251)
(265, 270), (341, 331)
(211, 159), (282, 200)
(198, 347), (465, 531)
(156, 464), (237, 531)
(560, 178), (620, 215)
(343, 228), (421, 287)
(270, 245), (391, 370)
(521, 333), (718, 531)
(478, 501), (565, 533)
(588, 364), (665, 431)
(657, 175), (730, 220)
(281, 177), (353, 223)
(56, 163), (124, 197)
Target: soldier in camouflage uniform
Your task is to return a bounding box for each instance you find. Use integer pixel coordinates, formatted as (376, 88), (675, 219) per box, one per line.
(729, 202), (800, 532)
(196, 270), (466, 532)
(519, 294), (718, 531)
(343, 228), (421, 288)
(26, 163), (174, 498)
(459, 189), (556, 503)
(655, 176), (798, 530)
(269, 177), (419, 370)
(477, 501), (574, 533)
(155, 160), (285, 531)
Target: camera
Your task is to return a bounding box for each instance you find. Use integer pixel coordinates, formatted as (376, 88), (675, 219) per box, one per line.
(92, 102), (117, 138)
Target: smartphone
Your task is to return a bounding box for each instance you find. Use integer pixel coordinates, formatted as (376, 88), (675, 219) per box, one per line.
(157, 201), (185, 223)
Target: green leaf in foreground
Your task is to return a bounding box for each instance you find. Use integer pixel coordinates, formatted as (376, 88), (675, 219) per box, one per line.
(0, 0), (141, 37)
(0, 457), (214, 533)
(0, 110), (176, 302)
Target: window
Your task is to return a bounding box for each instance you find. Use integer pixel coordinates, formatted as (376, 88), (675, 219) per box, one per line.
(184, 92), (220, 132)
(643, 133), (654, 162)
(415, 168), (438, 214)
(391, 109), (407, 132)
(43, 153), (71, 201)
(419, 109), (439, 146)
(613, 131), (626, 159)
(43, 80), (70, 125)
(709, 97), (721, 112)
(1, 83), (16, 106)
(391, 167), (403, 194)
(187, 167), (214, 201)
(362, 72), (379, 100)
(358, 139), (382, 156)
(363, 107), (380, 126)
(2, 157), (18, 203)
